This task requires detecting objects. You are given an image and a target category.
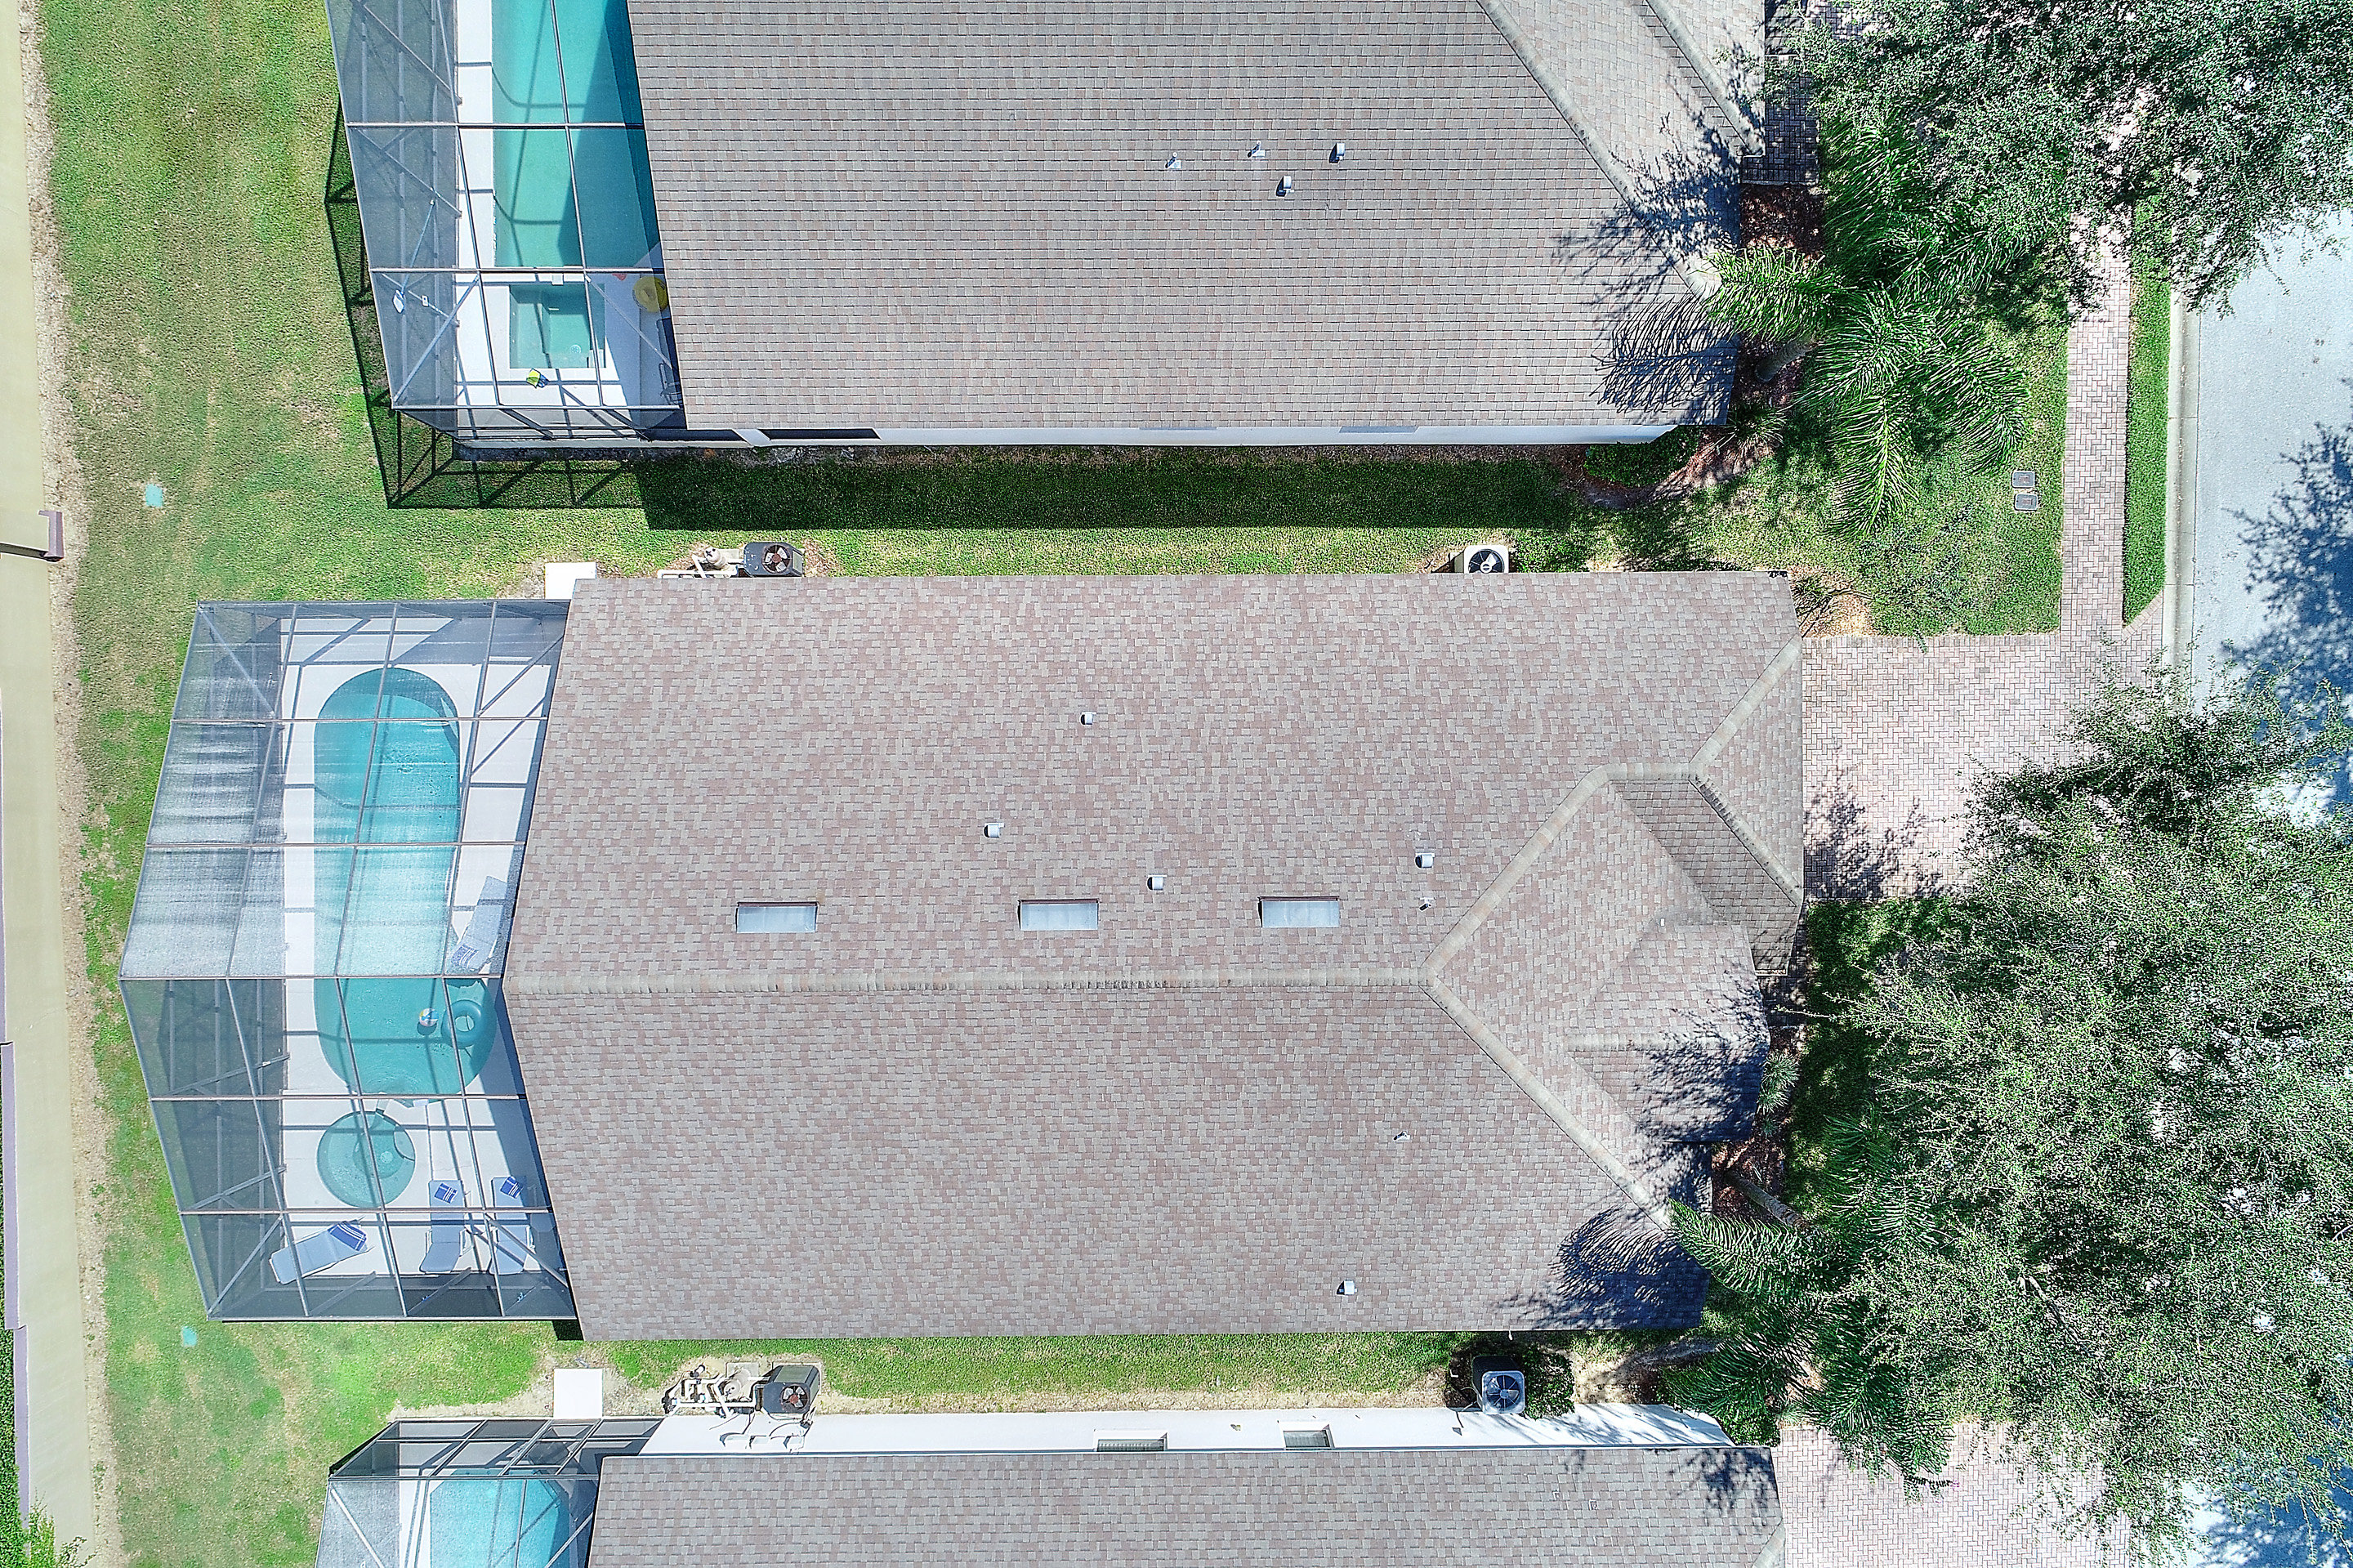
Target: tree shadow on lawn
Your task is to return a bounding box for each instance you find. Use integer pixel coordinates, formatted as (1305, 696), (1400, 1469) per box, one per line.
(635, 447), (1610, 553)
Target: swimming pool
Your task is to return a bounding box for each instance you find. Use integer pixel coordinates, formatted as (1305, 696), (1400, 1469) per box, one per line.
(313, 668), (493, 1097)
(426, 1477), (574, 1568)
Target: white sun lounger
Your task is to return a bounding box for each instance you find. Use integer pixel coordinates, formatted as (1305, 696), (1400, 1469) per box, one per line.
(270, 1220), (369, 1284)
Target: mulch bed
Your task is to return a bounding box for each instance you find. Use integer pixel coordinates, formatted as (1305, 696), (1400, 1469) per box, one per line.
(1741, 183), (1827, 257)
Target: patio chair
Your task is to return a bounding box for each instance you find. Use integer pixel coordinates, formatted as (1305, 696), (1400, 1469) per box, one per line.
(420, 1180), (465, 1273)
(269, 1220), (370, 1284)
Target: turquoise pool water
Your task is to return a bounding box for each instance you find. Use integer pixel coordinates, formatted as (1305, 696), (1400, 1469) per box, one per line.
(316, 1110), (417, 1206)
(313, 668), (493, 1096)
(490, 0), (659, 278)
(427, 1478), (571, 1568)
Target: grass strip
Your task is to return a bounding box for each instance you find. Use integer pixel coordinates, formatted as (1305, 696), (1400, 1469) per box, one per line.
(2124, 260), (2173, 623)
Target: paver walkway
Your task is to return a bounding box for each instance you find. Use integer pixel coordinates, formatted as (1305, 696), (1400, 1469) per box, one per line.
(1800, 248), (2159, 896)
(1779, 1424), (2132, 1567)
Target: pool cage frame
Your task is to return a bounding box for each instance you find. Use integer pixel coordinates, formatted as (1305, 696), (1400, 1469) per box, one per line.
(330, 114), (649, 508)
(321, 1418), (662, 1568)
(122, 601), (579, 1320)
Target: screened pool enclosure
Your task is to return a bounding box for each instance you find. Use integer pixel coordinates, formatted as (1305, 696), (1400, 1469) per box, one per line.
(319, 1418), (659, 1568)
(328, 0), (685, 443)
(122, 603), (575, 1320)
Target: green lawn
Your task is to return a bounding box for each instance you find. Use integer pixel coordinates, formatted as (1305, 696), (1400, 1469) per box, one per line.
(2126, 258), (2173, 622)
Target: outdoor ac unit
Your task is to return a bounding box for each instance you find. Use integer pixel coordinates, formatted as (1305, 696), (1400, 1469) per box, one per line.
(1453, 542), (1512, 574)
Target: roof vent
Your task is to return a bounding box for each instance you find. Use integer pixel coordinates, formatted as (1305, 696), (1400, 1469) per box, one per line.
(1414, 851), (1435, 869)
(1147, 874), (1166, 891)
(983, 822), (1004, 838)
(1081, 712), (1096, 725)
(1337, 1279), (1358, 1296)
(1330, 142), (1346, 162)
(1249, 142), (1266, 157)
(1096, 1431), (1169, 1452)
(1276, 176), (1293, 196)
(1165, 155), (1182, 170)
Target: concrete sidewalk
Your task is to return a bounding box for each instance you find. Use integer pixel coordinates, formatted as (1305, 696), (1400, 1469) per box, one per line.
(0, 0), (98, 1547)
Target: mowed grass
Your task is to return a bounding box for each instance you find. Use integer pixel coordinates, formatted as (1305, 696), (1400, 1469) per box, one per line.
(2125, 258), (2172, 623)
(601, 1334), (1459, 1411)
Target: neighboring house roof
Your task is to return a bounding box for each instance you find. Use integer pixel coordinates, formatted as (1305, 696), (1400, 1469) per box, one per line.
(505, 574), (1802, 1340)
(626, 0), (1757, 433)
(585, 1447), (1786, 1567)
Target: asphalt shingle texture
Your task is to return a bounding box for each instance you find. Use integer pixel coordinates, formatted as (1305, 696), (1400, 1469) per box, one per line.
(584, 1447), (1786, 1567)
(625, 0), (1756, 431)
(507, 574), (1801, 1339)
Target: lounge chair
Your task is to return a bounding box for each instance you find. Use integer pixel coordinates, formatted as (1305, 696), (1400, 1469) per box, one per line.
(420, 1180), (465, 1273)
(269, 1221), (370, 1284)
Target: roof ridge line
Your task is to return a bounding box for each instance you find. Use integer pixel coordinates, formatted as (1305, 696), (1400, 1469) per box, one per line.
(1690, 635), (1800, 775)
(1688, 774), (1803, 911)
(1686, 633), (1805, 899)
(1634, 0), (1761, 156)
(1426, 762), (1705, 978)
(1466, 0), (1713, 295)
(1422, 973), (1674, 1231)
(504, 965), (1430, 998)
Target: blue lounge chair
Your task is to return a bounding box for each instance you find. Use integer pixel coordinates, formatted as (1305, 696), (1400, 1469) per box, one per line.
(269, 1221), (369, 1284)
(486, 1176), (534, 1274)
(421, 1180), (465, 1273)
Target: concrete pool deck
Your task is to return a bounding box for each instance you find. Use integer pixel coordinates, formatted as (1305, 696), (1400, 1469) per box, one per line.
(2184, 216), (2353, 810)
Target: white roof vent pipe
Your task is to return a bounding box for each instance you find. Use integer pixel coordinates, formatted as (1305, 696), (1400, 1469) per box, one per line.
(1165, 155), (1182, 170)
(1330, 142), (1346, 162)
(1277, 176), (1293, 196)
(1249, 142), (1266, 158)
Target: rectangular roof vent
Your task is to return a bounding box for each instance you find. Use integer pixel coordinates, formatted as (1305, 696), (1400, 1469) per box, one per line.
(1095, 1431), (1168, 1451)
(1260, 897), (1339, 928)
(736, 902), (817, 933)
(1020, 900), (1100, 931)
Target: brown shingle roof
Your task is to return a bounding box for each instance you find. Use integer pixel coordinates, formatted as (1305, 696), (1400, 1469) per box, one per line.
(506, 574), (1800, 1338)
(584, 1447), (1786, 1567)
(627, 0), (1755, 432)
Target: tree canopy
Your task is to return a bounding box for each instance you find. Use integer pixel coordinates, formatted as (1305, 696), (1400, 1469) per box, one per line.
(1784, 0), (2353, 306)
(1672, 667), (2353, 1547)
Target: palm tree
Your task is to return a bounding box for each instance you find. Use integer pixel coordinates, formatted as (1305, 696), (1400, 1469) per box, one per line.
(1705, 118), (2046, 526)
